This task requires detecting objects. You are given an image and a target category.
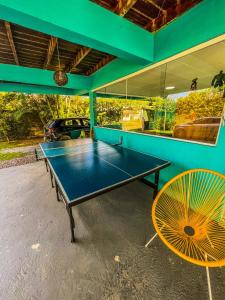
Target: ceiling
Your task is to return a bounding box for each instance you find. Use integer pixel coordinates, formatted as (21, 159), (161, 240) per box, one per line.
(92, 0), (202, 32)
(0, 20), (115, 76)
(97, 40), (225, 98)
(0, 1), (202, 83)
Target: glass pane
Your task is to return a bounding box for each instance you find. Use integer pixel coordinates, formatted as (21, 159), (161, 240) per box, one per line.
(95, 40), (225, 145)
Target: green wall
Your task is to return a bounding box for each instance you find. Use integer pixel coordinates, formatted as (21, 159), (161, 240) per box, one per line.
(0, 82), (77, 95)
(92, 0), (225, 187)
(1, 0), (225, 95)
(154, 0), (225, 62)
(91, 0), (225, 90)
(0, 64), (91, 91)
(94, 126), (225, 187)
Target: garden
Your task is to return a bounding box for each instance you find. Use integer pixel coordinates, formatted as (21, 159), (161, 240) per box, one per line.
(0, 88), (224, 167)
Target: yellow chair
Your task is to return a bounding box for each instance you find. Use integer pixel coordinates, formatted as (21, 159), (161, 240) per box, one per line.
(145, 169), (225, 300)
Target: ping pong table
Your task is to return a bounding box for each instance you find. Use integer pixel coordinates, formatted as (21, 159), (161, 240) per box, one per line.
(39, 138), (170, 242)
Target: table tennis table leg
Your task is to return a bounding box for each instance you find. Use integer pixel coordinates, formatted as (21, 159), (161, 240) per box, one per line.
(66, 206), (75, 243)
(55, 181), (60, 201)
(34, 148), (38, 161)
(140, 170), (160, 199)
(44, 158), (48, 172)
(49, 169), (54, 188)
(153, 171), (159, 199)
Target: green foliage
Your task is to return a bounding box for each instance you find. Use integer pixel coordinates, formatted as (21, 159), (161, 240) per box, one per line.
(0, 92), (174, 139)
(97, 98), (149, 125)
(0, 93), (149, 139)
(176, 88), (225, 118)
(0, 152), (27, 161)
(0, 138), (43, 150)
(150, 97), (176, 131)
(151, 97), (176, 112)
(2, 89), (222, 141)
(0, 93), (90, 140)
(0, 94), (12, 141)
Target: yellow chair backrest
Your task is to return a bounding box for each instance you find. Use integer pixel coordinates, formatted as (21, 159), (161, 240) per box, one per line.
(152, 169), (225, 267)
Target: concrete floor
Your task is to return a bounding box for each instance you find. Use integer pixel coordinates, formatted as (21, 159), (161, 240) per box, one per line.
(0, 162), (224, 300)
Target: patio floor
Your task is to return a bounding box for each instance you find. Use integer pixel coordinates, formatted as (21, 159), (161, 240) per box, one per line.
(0, 162), (224, 300)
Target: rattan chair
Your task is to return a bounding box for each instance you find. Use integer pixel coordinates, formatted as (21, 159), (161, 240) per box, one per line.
(145, 169), (225, 300)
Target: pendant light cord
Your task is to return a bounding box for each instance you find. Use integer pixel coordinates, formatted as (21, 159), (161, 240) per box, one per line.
(157, 0), (166, 19)
(56, 40), (61, 71)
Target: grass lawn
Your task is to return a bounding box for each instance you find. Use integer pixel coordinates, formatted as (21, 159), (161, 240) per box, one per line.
(0, 138), (43, 150)
(131, 129), (173, 137)
(145, 130), (173, 136)
(0, 152), (28, 161)
(0, 138), (42, 162)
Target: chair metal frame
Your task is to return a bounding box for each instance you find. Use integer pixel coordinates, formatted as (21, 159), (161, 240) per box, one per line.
(146, 169), (225, 300)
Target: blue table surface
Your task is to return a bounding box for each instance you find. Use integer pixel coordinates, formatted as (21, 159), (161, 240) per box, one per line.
(40, 140), (170, 204)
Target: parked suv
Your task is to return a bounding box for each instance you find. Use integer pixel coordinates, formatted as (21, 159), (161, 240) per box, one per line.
(173, 117), (221, 142)
(44, 117), (90, 141)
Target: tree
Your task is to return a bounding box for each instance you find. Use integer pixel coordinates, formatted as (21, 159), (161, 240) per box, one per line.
(176, 88), (225, 118)
(0, 93), (16, 141)
(0, 92), (151, 140)
(97, 97), (149, 125)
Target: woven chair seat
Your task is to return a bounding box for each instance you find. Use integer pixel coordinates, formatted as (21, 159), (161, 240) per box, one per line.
(152, 169), (225, 267)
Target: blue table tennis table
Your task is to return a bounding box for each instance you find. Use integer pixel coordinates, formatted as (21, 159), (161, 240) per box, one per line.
(38, 138), (170, 242)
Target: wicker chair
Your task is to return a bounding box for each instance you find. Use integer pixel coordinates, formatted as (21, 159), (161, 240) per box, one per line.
(146, 169), (225, 300)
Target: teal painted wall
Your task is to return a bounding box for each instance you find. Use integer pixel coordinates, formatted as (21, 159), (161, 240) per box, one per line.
(0, 0), (224, 94)
(91, 0), (225, 90)
(91, 58), (143, 92)
(94, 126), (225, 188)
(154, 0), (225, 62)
(0, 64), (91, 91)
(0, 82), (78, 95)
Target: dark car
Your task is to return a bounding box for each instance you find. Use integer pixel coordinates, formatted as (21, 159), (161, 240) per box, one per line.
(44, 117), (90, 141)
(173, 117), (221, 142)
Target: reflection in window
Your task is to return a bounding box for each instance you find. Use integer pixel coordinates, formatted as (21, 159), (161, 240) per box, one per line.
(173, 89), (224, 143)
(97, 97), (148, 130)
(96, 40), (225, 145)
(139, 97), (176, 137)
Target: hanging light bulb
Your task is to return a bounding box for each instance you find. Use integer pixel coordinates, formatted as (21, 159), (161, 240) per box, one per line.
(53, 40), (68, 86)
(54, 70), (68, 86)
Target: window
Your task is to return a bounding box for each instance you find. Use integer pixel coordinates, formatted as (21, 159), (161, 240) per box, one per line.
(96, 40), (225, 145)
(82, 119), (90, 126)
(72, 119), (79, 126)
(65, 120), (73, 126)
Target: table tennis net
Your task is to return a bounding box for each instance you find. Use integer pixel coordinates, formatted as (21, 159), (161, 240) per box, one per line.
(36, 140), (121, 160)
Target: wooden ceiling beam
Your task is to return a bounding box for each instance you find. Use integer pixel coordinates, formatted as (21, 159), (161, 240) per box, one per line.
(65, 46), (91, 73)
(143, 0), (167, 31)
(44, 36), (57, 69)
(132, 7), (153, 20)
(176, 0), (182, 16)
(85, 55), (114, 76)
(144, 0), (196, 32)
(4, 21), (19, 65)
(143, 0), (165, 12)
(114, 0), (138, 16)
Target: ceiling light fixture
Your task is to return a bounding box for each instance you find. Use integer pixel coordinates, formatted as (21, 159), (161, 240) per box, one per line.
(53, 40), (68, 87)
(165, 86), (175, 90)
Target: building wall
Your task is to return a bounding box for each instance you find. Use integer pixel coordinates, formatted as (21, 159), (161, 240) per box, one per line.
(94, 125), (225, 187)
